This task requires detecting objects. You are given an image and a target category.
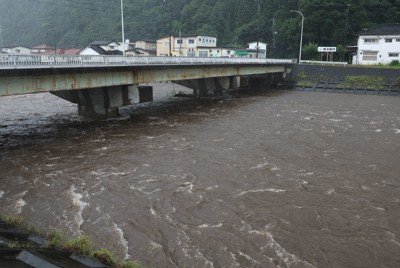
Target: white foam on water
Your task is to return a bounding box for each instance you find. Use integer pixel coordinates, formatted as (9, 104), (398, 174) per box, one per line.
(150, 207), (161, 218)
(177, 182), (194, 194)
(238, 251), (262, 266)
(250, 161), (269, 169)
(14, 190), (28, 214)
(237, 188), (286, 196)
(298, 172), (314, 177)
(68, 185), (88, 234)
(329, 119), (342, 122)
(325, 189), (336, 195)
(0, 190), (4, 199)
(393, 129), (400, 134)
(148, 241), (163, 254)
(205, 185), (219, 191)
(112, 222), (131, 260)
(271, 165), (280, 171)
(303, 116), (315, 120)
(250, 228), (316, 268)
(15, 199), (27, 214)
(198, 223), (223, 229)
(375, 129), (382, 133)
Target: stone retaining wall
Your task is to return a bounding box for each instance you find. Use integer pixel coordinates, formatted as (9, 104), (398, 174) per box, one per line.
(291, 65), (400, 83)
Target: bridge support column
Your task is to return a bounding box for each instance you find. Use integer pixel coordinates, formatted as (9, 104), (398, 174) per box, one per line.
(175, 77), (240, 97)
(51, 85), (153, 119)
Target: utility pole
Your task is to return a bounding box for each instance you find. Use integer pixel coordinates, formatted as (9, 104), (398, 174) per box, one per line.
(164, 0), (172, 56)
(256, 0), (260, 58)
(121, 0), (125, 56)
(343, 3), (351, 61)
(0, 23), (3, 52)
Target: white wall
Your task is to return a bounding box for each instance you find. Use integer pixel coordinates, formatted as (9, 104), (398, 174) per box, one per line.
(357, 35), (400, 65)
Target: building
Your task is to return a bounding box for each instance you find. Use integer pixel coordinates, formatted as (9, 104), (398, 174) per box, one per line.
(157, 35), (217, 57)
(31, 44), (55, 53)
(1, 45), (31, 54)
(354, 24), (400, 65)
(79, 40), (123, 56)
(246, 42), (267, 58)
(126, 39), (157, 57)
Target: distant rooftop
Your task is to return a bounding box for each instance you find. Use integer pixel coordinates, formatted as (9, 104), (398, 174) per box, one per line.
(359, 24), (400, 36)
(90, 40), (120, 46)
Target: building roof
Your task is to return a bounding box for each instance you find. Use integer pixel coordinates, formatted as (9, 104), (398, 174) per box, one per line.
(32, 48), (81, 55)
(32, 44), (54, 49)
(359, 24), (400, 36)
(87, 44), (123, 55)
(90, 40), (120, 46)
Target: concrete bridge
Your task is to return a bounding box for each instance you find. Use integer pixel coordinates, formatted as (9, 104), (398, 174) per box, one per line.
(0, 54), (294, 118)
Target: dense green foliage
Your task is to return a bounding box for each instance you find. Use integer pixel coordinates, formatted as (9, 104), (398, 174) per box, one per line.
(0, 0), (399, 58)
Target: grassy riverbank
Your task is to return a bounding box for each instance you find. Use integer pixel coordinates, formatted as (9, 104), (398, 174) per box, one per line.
(0, 214), (143, 268)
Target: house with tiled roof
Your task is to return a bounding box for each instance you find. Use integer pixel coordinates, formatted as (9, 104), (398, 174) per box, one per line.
(79, 40), (123, 56)
(354, 24), (400, 65)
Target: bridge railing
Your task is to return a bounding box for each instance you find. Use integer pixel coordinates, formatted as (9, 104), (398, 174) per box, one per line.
(0, 54), (294, 69)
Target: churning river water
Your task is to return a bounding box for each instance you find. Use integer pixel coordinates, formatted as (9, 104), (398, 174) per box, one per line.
(1, 84), (400, 268)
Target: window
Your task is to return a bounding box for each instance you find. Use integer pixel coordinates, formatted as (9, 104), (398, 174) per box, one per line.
(389, 53), (399, 57)
(187, 51), (196, 57)
(385, 38), (393, 43)
(177, 40), (182, 44)
(364, 38), (379, 44)
(199, 51), (208, 57)
(189, 39), (194, 44)
(396, 39), (400, 42)
(362, 51), (378, 61)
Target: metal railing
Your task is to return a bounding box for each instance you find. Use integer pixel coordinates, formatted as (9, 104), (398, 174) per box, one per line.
(0, 54), (294, 69)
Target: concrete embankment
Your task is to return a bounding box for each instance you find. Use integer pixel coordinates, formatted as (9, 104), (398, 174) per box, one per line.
(286, 64), (400, 95)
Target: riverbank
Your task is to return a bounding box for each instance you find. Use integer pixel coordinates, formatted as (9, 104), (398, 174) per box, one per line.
(0, 215), (143, 268)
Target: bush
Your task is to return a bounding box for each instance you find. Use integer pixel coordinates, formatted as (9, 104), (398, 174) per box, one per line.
(389, 60), (400, 66)
(63, 236), (93, 256)
(92, 249), (117, 266)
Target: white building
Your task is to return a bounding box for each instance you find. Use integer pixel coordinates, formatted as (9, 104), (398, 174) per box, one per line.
(355, 24), (400, 65)
(157, 35), (217, 57)
(1, 45), (31, 54)
(79, 40), (123, 56)
(247, 42), (267, 58)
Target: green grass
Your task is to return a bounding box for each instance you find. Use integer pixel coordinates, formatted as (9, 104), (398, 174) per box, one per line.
(63, 236), (93, 256)
(1, 214), (145, 267)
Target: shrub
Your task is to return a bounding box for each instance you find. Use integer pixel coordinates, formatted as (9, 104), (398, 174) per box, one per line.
(389, 60), (400, 66)
(92, 249), (117, 266)
(63, 236), (93, 256)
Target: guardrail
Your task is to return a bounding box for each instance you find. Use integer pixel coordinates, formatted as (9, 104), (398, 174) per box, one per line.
(0, 54), (295, 69)
(300, 60), (348, 66)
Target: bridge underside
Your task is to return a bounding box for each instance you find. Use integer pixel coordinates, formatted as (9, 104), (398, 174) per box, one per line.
(0, 64), (289, 118)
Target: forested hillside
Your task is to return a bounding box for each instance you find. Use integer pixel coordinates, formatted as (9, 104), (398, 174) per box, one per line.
(0, 0), (399, 58)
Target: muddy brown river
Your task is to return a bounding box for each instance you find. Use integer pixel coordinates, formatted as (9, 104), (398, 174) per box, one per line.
(1, 85), (400, 268)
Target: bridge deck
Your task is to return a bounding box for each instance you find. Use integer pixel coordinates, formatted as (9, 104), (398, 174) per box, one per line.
(0, 54), (294, 70)
(0, 55), (293, 97)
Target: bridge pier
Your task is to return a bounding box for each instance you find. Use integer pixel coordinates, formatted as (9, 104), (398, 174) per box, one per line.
(175, 76), (249, 97)
(51, 85), (153, 119)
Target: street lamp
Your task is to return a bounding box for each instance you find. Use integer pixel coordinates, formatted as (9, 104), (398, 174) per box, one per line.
(290, 10), (304, 63)
(256, 0), (260, 58)
(121, 0), (125, 56)
(164, 0), (172, 56)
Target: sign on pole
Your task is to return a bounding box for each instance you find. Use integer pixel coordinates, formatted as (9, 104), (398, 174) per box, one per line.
(318, 47), (337, 52)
